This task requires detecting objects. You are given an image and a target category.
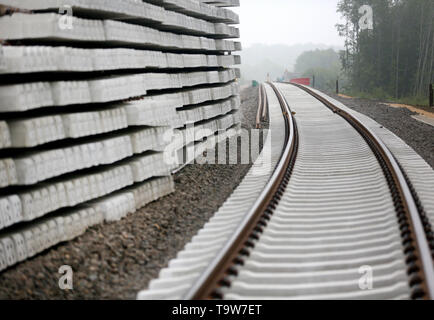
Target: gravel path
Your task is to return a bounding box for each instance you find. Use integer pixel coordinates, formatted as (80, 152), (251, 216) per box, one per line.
(0, 87), (264, 300)
(328, 93), (434, 168)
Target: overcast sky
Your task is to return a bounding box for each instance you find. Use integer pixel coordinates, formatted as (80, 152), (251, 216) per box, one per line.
(232, 0), (345, 48)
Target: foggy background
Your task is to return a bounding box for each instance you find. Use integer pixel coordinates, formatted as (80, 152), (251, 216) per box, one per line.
(233, 0), (344, 47)
(233, 0), (344, 84)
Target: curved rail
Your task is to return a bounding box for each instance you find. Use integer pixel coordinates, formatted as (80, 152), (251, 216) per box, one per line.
(261, 84), (268, 121)
(256, 84), (268, 128)
(181, 82), (434, 300)
(291, 83), (434, 299)
(184, 82), (298, 299)
(255, 85), (263, 129)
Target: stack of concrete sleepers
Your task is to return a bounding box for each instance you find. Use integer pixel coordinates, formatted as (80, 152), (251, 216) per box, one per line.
(0, 0), (241, 271)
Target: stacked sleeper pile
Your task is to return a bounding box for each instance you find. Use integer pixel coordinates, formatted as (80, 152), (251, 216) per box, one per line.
(0, 0), (241, 271)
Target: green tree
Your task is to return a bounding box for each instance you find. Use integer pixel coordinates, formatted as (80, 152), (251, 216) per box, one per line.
(336, 0), (433, 102)
(294, 49), (342, 92)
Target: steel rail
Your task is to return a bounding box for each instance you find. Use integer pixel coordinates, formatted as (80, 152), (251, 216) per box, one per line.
(184, 82), (298, 299)
(255, 84), (264, 128)
(291, 83), (434, 300)
(261, 84), (268, 121)
(184, 82), (433, 300)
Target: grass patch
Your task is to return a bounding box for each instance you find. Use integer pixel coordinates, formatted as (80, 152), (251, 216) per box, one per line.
(342, 90), (429, 107)
(394, 96), (429, 107)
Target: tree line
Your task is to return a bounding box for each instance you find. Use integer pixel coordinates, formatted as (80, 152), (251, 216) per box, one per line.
(294, 49), (341, 92)
(336, 0), (433, 101)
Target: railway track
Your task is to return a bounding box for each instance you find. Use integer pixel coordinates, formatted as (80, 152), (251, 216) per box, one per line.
(138, 82), (434, 300)
(256, 84), (268, 128)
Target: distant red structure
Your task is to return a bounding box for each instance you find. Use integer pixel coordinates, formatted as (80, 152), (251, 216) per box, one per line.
(290, 78), (311, 86)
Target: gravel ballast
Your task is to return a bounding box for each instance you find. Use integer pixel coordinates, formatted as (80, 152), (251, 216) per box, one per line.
(0, 87), (264, 300)
(328, 93), (434, 168)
